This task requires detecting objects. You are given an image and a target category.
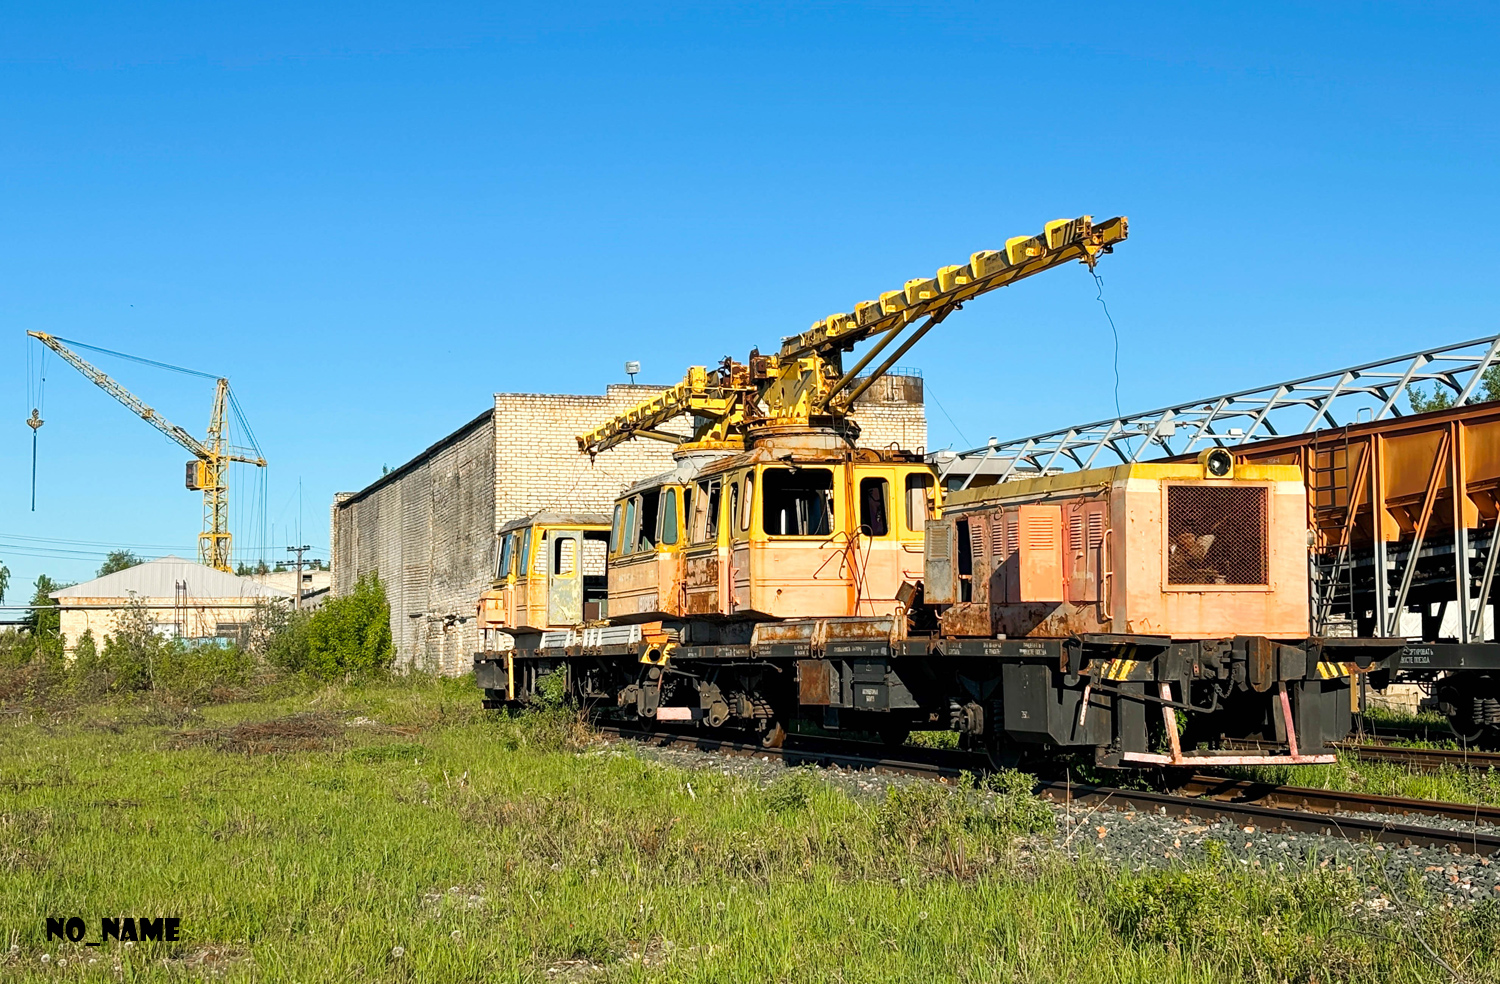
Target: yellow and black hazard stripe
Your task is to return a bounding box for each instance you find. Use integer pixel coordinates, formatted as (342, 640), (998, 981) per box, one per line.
(1315, 660), (1353, 680)
(1099, 646), (1148, 681)
(640, 643), (674, 666)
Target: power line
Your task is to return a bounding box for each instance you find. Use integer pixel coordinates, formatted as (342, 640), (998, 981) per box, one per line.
(0, 532), (197, 550)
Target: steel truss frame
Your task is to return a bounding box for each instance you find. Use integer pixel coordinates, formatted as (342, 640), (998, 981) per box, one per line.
(940, 334), (1500, 487)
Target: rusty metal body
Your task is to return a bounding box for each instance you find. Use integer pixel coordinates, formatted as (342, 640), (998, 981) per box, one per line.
(930, 463), (1311, 640)
(605, 430), (934, 627)
(473, 440), (1386, 768)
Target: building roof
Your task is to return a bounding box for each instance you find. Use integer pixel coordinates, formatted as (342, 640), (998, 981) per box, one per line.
(50, 556), (295, 601)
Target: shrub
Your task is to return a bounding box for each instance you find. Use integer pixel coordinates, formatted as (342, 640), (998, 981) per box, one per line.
(249, 574), (393, 681)
(764, 768), (820, 813)
(302, 573), (395, 679)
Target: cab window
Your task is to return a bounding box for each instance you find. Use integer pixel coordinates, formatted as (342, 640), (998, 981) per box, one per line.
(497, 533), (514, 579)
(637, 491), (660, 553)
(905, 473), (935, 532)
(610, 504), (624, 554)
(622, 498), (639, 556)
(740, 472), (755, 531)
(660, 487), (679, 545)
(859, 477), (890, 537)
(518, 529), (533, 578)
(727, 482), (740, 538)
(762, 467), (834, 537)
(692, 478), (722, 543)
(553, 534), (577, 575)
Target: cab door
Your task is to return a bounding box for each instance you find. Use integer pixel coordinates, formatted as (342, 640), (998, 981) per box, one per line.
(547, 530), (583, 626)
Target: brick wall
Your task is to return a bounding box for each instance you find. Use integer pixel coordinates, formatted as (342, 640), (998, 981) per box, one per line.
(494, 385), (688, 526)
(332, 412), (496, 674)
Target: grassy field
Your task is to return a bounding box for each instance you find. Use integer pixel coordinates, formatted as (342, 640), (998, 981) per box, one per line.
(3, 677), (1498, 983)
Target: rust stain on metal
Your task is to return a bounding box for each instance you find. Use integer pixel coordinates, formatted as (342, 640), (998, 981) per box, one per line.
(797, 659), (835, 705)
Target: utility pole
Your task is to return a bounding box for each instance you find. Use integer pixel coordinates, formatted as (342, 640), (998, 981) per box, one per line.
(286, 544), (312, 611)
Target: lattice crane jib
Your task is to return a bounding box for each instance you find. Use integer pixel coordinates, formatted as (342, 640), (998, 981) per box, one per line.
(576, 215), (1128, 456)
(25, 331), (267, 573)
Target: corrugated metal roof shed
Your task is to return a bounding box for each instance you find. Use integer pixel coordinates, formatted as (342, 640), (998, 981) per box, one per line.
(50, 556), (294, 600)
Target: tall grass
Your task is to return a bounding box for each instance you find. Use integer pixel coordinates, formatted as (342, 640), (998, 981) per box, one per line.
(1, 676), (1495, 982)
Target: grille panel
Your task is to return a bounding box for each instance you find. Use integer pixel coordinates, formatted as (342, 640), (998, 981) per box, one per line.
(1167, 486), (1268, 585)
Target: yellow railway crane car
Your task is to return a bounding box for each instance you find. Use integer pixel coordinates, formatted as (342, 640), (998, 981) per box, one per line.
(26, 331), (266, 573)
(477, 216), (1127, 644)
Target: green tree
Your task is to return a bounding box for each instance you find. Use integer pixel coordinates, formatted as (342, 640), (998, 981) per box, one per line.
(98, 550), (142, 577)
(27, 575), (63, 636)
(301, 572), (394, 679)
(1408, 364), (1500, 413)
(98, 597), (161, 692)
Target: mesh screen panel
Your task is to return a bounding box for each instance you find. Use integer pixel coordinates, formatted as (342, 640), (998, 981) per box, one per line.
(1167, 486), (1268, 585)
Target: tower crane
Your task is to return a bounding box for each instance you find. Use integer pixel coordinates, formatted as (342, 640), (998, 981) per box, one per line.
(578, 214), (1127, 455)
(26, 331), (266, 573)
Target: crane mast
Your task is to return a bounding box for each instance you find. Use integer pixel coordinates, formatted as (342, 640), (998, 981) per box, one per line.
(26, 331), (267, 573)
(578, 215), (1127, 456)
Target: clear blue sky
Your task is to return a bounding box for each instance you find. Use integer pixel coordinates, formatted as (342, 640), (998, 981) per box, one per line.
(3, 2), (1498, 595)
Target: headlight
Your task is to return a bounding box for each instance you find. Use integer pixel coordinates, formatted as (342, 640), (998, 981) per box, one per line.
(1198, 448), (1234, 479)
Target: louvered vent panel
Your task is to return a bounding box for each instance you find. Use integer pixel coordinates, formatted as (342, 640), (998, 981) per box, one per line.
(926, 523), (950, 561)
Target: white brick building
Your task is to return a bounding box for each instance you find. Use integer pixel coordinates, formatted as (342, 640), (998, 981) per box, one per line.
(332, 377), (926, 674)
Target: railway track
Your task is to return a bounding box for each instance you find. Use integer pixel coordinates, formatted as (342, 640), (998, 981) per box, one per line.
(1341, 741), (1500, 772)
(1229, 736), (1500, 772)
(599, 725), (1500, 855)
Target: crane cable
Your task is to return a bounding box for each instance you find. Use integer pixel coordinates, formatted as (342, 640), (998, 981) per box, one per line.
(26, 342), (47, 511)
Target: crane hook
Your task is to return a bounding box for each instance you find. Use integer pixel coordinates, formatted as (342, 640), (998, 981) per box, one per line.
(26, 408), (43, 430)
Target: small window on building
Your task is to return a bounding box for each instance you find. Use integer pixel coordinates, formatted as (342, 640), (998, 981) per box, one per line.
(905, 473), (934, 532)
(637, 490), (660, 553)
(740, 472), (755, 531)
(762, 467), (835, 537)
(659, 487), (679, 545)
(214, 622), (244, 639)
(859, 476), (890, 537)
(553, 535), (577, 576)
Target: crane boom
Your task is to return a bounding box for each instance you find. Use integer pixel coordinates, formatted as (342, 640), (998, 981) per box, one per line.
(26, 331), (266, 572)
(578, 215), (1126, 456)
(29, 331), (213, 460)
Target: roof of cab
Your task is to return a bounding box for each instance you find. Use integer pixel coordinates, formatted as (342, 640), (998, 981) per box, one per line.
(941, 462), (1303, 510)
(497, 510), (612, 534)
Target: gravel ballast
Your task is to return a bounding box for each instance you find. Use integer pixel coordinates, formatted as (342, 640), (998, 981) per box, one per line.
(604, 736), (1500, 908)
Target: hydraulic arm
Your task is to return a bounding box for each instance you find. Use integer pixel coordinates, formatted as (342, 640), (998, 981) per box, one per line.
(578, 215), (1127, 456)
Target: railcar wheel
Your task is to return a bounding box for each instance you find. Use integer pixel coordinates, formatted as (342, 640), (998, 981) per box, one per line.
(1439, 679), (1500, 747)
(984, 738), (1024, 772)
